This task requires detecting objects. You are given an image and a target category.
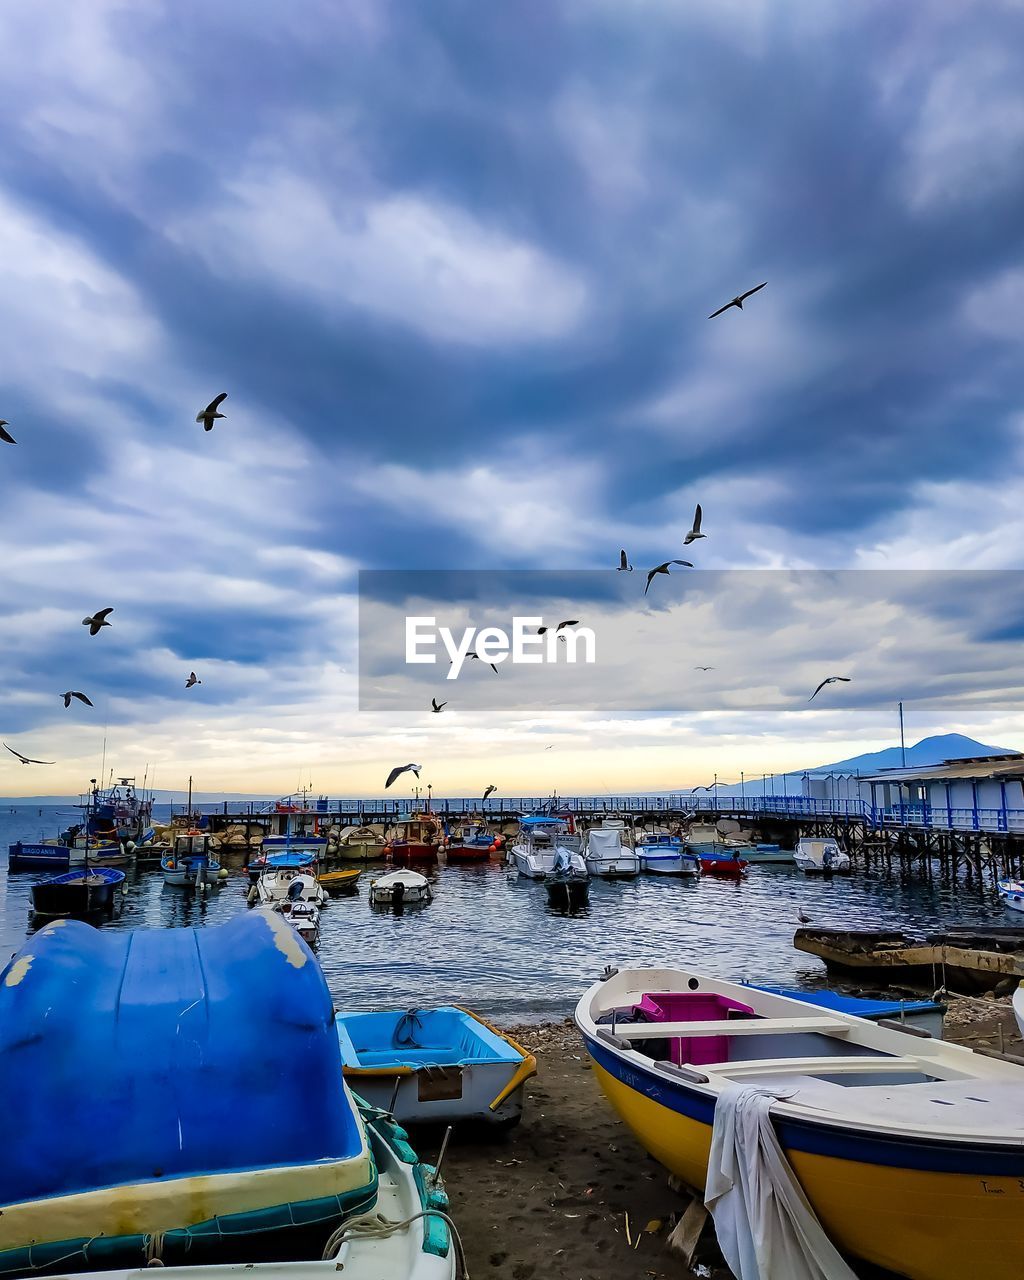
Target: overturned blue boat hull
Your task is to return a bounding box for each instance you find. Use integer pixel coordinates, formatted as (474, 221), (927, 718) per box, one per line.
(0, 913), (375, 1274)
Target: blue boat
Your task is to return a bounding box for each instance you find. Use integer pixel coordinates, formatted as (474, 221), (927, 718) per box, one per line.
(749, 984), (946, 1038)
(29, 864), (126, 917)
(636, 834), (701, 876)
(0, 914), (377, 1273)
(336, 1006), (536, 1128)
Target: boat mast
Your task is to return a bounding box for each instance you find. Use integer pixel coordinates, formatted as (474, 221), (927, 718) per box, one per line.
(187, 775), (193, 822)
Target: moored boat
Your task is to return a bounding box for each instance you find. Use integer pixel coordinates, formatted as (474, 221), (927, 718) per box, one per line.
(583, 827), (639, 878)
(443, 822), (498, 862)
(508, 816), (587, 879)
(0, 914), (387, 1273)
(383, 816), (441, 864)
(318, 866), (361, 894)
(749, 983), (946, 1038)
(371, 868), (433, 906)
(336, 1006), (536, 1128)
(998, 878), (1024, 912)
(544, 865), (589, 910)
(161, 834), (224, 888)
(690, 842), (748, 877)
(577, 964), (1024, 1280)
(30, 865), (126, 917)
(335, 824), (387, 861)
(636, 834), (701, 876)
(253, 850), (327, 908)
(795, 836), (851, 875)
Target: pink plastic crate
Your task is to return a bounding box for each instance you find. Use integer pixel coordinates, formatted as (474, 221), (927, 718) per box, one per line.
(635, 991), (755, 1066)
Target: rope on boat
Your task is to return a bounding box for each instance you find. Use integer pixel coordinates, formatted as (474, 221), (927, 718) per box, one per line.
(322, 1209), (469, 1279)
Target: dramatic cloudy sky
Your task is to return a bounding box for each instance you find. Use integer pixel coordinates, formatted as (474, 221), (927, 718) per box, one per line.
(1, 0), (1023, 797)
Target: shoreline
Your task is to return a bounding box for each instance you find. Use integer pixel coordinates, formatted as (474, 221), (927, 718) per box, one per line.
(442, 1000), (1023, 1280)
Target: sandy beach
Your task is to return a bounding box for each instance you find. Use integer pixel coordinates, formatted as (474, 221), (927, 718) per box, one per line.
(442, 999), (1024, 1280)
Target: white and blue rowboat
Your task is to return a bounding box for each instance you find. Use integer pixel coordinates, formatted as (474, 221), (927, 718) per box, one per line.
(161, 835), (225, 888)
(577, 964), (1024, 1280)
(636, 835), (701, 876)
(584, 827), (639, 878)
(998, 878), (1024, 913)
(749, 984), (946, 1039)
(336, 1007), (537, 1129)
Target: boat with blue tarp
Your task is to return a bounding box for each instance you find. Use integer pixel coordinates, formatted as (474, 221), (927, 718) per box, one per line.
(636, 833), (701, 876)
(336, 1006), (536, 1128)
(749, 984), (946, 1038)
(0, 913), (380, 1273)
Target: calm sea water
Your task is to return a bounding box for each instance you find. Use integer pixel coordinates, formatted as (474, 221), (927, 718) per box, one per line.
(0, 807), (1011, 1019)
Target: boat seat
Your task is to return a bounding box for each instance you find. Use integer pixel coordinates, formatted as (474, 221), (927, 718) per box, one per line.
(703, 1055), (940, 1078)
(615, 1016), (850, 1040)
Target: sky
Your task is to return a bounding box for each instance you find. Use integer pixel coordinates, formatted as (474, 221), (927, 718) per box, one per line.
(1, 0), (1023, 798)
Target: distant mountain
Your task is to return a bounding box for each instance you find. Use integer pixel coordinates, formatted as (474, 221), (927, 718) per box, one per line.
(809, 733), (1017, 775)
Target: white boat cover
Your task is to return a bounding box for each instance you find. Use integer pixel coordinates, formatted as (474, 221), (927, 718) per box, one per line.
(704, 1084), (857, 1280)
(587, 828), (623, 855)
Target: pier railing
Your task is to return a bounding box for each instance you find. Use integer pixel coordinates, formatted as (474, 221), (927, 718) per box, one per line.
(167, 793), (1024, 835)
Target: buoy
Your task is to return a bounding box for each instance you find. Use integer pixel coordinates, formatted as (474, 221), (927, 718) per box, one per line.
(218, 867), (229, 880)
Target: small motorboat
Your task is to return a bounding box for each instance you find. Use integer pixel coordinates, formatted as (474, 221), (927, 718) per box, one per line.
(318, 867), (361, 895)
(998, 878), (1024, 912)
(691, 842), (749, 877)
(444, 822), (499, 862)
(577, 964), (1024, 1280)
(161, 834), (225, 889)
(334, 824), (387, 861)
(508, 816), (587, 879)
(795, 836), (851, 875)
(253, 851), (327, 908)
(583, 827), (639, 878)
(30, 865), (125, 918)
(370, 868), (432, 906)
(335, 1005), (536, 1128)
(636, 835), (701, 876)
(258, 895), (322, 945)
(383, 816), (442, 863)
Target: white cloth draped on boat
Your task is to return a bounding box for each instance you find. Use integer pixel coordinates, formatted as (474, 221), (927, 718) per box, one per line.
(704, 1084), (858, 1280)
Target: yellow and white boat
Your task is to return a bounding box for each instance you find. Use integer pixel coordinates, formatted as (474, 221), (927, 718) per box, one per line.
(576, 965), (1024, 1280)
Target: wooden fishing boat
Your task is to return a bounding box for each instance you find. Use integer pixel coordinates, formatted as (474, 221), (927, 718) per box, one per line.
(0, 914), (392, 1274)
(30, 865), (125, 917)
(689, 842), (748, 877)
(336, 1006), (536, 1129)
(161, 834), (224, 888)
(443, 822), (497, 862)
(371, 868), (433, 905)
(383, 816), (441, 864)
(318, 867), (361, 894)
(577, 964), (1024, 1280)
(335, 824), (387, 861)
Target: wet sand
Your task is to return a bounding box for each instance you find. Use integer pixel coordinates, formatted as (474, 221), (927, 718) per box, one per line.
(442, 1001), (1023, 1280)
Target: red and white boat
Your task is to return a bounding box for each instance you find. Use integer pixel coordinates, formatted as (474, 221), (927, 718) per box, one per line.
(444, 822), (502, 862)
(383, 815), (441, 863)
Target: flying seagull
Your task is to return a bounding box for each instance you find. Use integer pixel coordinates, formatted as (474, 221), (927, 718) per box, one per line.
(431, 698), (446, 713)
(466, 652), (498, 674)
(684, 503), (706, 546)
(482, 784), (497, 802)
(644, 560), (693, 596)
(82, 607), (113, 636)
(385, 762), (422, 789)
(185, 671), (202, 688)
(196, 393), (227, 432)
(4, 743), (55, 766)
(61, 691), (94, 708)
(0, 420), (15, 445)
(708, 281), (767, 319)
(694, 666), (715, 672)
(537, 620), (579, 635)
(618, 550), (633, 572)
(809, 675), (851, 702)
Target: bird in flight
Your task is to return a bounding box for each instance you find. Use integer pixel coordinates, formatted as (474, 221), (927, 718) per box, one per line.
(82, 608), (114, 636)
(185, 671), (202, 688)
(196, 393), (227, 432)
(684, 503), (706, 546)
(483, 784), (497, 801)
(694, 666), (715, 672)
(708, 281), (767, 319)
(466, 652), (498, 673)
(4, 743), (55, 766)
(385, 762), (422, 789)
(645, 561), (693, 596)
(617, 550), (633, 572)
(431, 697), (446, 713)
(61, 691), (94, 708)
(538, 620), (579, 635)
(0, 420), (16, 445)
(809, 675), (851, 701)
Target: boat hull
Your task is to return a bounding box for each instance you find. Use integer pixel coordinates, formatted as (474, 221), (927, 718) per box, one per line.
(385, 842), (438, 863)
(544, 875), (589, 910)
(334, 841), (385, 861)
(30, 870), (124, 917)
(8, 841), (85, 870)
(699, 856), (747, 877)
(445, 844), (492, 862)
(583, 1033), (1024, 1280)
(638, 850), (700, 876)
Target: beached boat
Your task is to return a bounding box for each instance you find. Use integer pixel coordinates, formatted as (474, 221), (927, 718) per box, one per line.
(384, 816), (442, 864)
(336, 1006), (536, 1129)
(795, 836), (851, 874)
(998, 878), (1024, 912)
(335, 824), (387, 861)
(0, 913), (407, 1274)
(318, 866), (361, 894)
(30, 865), (126, 917)
(636, 835), (701, 876)
(690, 842), (748, 877)
(750, 984), (946, 1038)
(161, 834), (224, 888)
(583, 827), (639, 878)
(577, 964), (1024, 1280)
(444, 822), (497, 862)
(371, 868), (433, 905)
(508, 816), (587, 879)
(1014, 984), (1024, 1039)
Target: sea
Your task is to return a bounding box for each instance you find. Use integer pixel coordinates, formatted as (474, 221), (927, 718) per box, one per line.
(0, 806), (1012, 1020)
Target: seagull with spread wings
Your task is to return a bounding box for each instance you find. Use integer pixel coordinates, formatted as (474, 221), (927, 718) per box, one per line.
(61, 691), (94, 708)
(537, 620), (579, 635)
(466, 652), (498, 673)
(196, 393), (227, 432)
(0, 420), (16, 445)
(5, 743), (55, 766)
(809, 676), (851, 702)
(694, 666), (715, 672)
(644, 560), (693, 596)
(385, 762), (422, 789)
(708, 281), (767, 319)
(617, 550), (633, 572)
(185, 671), (202, 688)
(684, 503), (706, 545)
(82, 607), (113, 636)
(482, 784), (497, 802)
(431, 698), (446, 713)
